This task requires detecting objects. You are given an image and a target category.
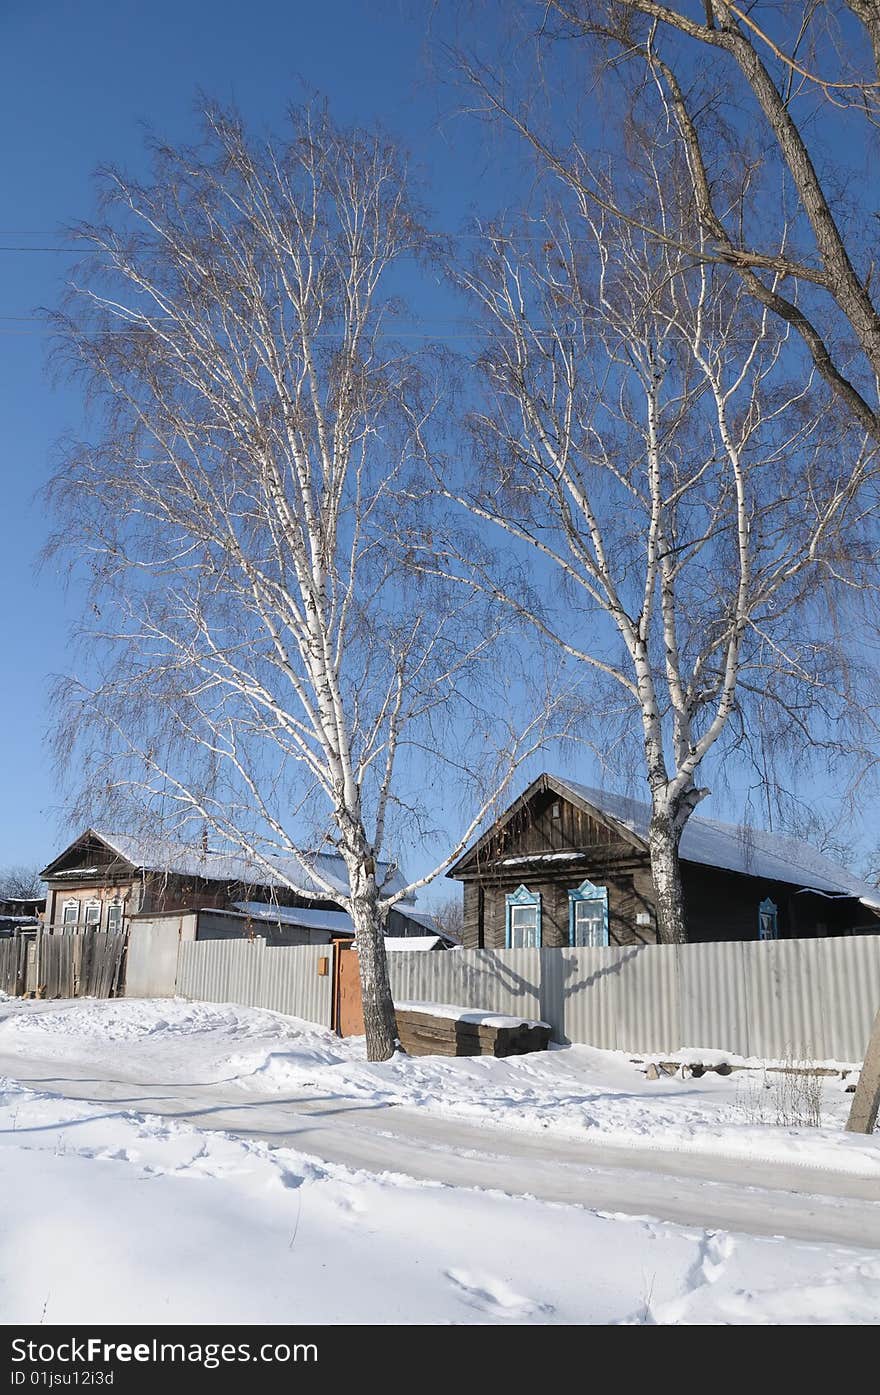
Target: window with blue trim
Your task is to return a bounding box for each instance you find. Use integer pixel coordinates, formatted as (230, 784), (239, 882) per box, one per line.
(569, 879), (609, 947)
(506, 885), (541, 948)
(758, 898), (778, 940)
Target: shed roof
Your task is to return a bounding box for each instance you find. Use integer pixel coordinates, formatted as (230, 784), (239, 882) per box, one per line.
(231, 901), (355, 934)
(393, 906), (459, 944)
(383, 935), (443, 951)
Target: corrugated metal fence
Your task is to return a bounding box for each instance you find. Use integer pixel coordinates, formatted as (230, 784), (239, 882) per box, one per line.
(387, 938), (880, 1061)
(172, 934), (880, 1062)
(126, 915), (196, 998)
(177, 938), (333, 1027)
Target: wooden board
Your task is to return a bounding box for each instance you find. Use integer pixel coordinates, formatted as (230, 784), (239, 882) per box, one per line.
(396, 1008), (550, 1058)
(19, 930), (128, 1001)
(0, 937), (27, 996)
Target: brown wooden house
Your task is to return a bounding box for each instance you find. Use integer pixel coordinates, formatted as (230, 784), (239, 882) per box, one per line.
(448, 774), (880, 949)
(40, 829), (443, 943)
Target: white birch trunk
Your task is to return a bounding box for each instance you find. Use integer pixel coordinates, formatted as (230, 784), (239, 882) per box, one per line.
(347, 862), (397, 1061)
(351, 906), (398, 1062)
(648, 802), (688, 946)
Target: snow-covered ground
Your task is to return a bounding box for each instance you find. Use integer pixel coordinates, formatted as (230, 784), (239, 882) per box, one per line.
(0, 997), (879, 1325)
(1, 996), (874, 1175)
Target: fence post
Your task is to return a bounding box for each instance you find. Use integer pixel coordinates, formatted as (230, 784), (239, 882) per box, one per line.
(846, 1004), (880, 1135)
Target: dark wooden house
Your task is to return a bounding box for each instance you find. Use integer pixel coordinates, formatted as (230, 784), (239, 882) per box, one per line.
(0, 894), (45, 937)
(448, 775), (880, 949)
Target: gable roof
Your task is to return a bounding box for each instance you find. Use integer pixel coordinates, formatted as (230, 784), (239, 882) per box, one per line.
(446, 773), (643, 875)
(449, 772), (880, 911)
(41, 828), (412, 903)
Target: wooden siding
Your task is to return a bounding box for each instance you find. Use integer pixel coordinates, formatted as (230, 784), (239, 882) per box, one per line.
(464, 784), (637, 875)
(463, 865), (656, 950)
(47, 865), (349, 928)
(45, 879), (140, 931)
(462, 881), (482, 949)
(456, 784), (656, 949)
(681, 863), (880, 941)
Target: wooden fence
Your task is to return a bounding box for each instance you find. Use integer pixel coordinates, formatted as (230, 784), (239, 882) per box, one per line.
(0, 937), (29, 996)
(0, 930), (127, 1000)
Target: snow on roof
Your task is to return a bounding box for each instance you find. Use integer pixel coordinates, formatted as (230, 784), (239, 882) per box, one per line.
(231, 902), (355, 934)
(231, 902), (449, 945)
(555, 779), (880, 910)
(394, 906), (460, 944)
(383, 935), (443, 951)
(501, 851), (581, 865)
(83, 831), (411, 902)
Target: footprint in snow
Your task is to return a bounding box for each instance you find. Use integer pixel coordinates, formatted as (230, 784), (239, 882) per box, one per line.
(692, 1230), (735, 1288)
(93, 1147), (132, 1163)
(702, 1231), (735, 1284)
(332, 1189), (367, 1219)
(444, 1268), (554, 1321)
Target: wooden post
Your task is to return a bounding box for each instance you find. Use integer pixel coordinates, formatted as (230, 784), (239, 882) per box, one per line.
(846, 1005), (880, 1135)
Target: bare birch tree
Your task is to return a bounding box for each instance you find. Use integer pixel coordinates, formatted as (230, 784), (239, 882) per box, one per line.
(0, 868), (45, 901)
(426, 894), (464, 943)
(463, 1), (880, 441)
(436, 164), (873, 942)
(47, 104), (547, 1059)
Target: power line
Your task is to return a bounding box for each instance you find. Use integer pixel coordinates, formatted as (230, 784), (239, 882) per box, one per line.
(0, 306), (813, 345)
(0, 326), (802, 349)
(0, 327), (490, 340)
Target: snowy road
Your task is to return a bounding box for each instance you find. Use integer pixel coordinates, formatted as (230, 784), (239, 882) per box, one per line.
(1, 1040), (878, 1251)
(2, 999), (880, 1324)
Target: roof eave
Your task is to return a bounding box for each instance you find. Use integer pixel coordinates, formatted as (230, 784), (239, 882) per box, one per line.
(446, 774), (556, 878)
(40, 828), (139, 881)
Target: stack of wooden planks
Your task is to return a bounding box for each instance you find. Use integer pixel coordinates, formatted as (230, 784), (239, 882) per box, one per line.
(395, 1005), (551, 1058)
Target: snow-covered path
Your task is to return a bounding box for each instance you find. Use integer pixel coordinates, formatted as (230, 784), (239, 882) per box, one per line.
(0, 999), (878, 1251)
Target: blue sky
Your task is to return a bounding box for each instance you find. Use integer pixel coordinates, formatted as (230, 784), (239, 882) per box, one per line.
(0, 0), (521, 873)
(0, 1), (872, 883)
